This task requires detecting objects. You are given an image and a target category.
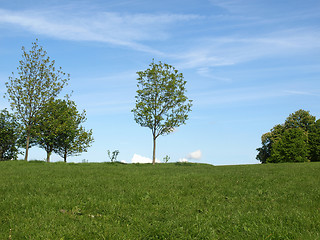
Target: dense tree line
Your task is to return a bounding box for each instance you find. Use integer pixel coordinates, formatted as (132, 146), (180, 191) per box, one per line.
(257, 109), (320, 163)
(1, 40), (93, 162)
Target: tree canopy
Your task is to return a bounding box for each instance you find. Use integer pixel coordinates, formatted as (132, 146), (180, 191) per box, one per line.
(132, 60), (192, 165)
(0, 109), (21, 161)
(50, 99), (94, 162)
(35, 99), (93, 162)
(257, 109), (320, 163)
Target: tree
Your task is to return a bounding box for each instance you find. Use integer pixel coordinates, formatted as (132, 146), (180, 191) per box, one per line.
(268, 128), (309, 163)
(0, 109), (21, 161)
(257, 109), (318, 163)
(34, 99), (69, 162)
(132, 61), (192, 165)
(50, 99), (94, 162)
(256, 124), (284, 163)
(284, 109), (316, 131)
(5, 40), (69, 161)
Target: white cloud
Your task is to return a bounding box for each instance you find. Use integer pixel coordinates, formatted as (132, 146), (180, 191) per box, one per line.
(187, 150), (202, 160)
(179, 158), (188, 162)
(0, 8), (200, 54)
(131, 154), (160, 164)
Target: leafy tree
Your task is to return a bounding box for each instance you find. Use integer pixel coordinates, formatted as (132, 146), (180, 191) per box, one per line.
(257, 109), (318, 163)
(284, 109), (316, 131)
(256, 132), (272, 164)
(268, 128), (309, 163)
(5, 40), (69, 161)
(132, 60), (192, 165)
(34, 99), (68, 162)
(0, 109), (21, 161)
(50, 99), (94, 162)
(309, 119), (320, 162)
(256, 124), (284, 163)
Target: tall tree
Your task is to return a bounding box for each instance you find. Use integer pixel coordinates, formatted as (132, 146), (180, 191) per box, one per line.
(132, 61), (192, 165)
(5, 40), (69, 161)
(0, 109), (21, 161)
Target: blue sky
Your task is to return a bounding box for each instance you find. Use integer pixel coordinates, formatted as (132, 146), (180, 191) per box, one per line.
(0, 0), (319, 165)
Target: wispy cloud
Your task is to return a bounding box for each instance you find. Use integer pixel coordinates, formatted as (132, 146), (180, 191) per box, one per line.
(175, 28), (320, 70)
(210, 0), (320, 20)
(285, 90), (320, 96)
(0, 8), (200, 54)
(210, 0), (252, 14)
(192, 86), (316, 107)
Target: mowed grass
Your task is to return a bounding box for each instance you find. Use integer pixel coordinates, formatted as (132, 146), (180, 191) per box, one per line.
(0, 161), (319, 239)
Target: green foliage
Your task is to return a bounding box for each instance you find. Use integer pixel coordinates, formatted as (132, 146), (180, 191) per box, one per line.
(269, 128), (309, 163)
(107, 150), (119, 162)
(132, 60), (192, 164)
(35, 99), (68, 162)
(0, 161), (319, 239)
(309, 119), (320, 162)
(0, 109), (20, 161)
(5, 39), (69, 161)
(36, 99), (94, 162)
(256, 124), (284, 164)
(257, 109), (320, 163)
(284, 109), (316, 131)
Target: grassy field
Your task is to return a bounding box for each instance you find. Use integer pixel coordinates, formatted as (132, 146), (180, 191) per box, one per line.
(0, 161), (319, 239)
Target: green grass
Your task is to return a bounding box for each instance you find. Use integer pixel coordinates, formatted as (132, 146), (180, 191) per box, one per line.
(0, 161), (319, 239)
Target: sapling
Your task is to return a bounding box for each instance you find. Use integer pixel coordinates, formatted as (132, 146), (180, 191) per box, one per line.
(107, 150), (119, 162)
(163, 155), (170, 163)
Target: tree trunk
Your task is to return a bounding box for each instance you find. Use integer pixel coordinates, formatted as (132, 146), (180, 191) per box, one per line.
(25, 131), (30, 161)
(64, 148), (67, 163)
(46, 151), (51, 163)
(152, 135), (156, 165)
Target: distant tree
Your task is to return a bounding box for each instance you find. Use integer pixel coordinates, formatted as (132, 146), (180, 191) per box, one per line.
(257, 109), (318, 163)
(5, 40), (69, 161)
(309, 119), (320, 162)
(0, 109), (20, 161)
(256, 132), (272, 164)
(132, 61), (192, 165)
(284, 109), (316, 131)
(268, 128), (309, 163)
(51, 99), (94, 162)
(256, 124), (284, 163)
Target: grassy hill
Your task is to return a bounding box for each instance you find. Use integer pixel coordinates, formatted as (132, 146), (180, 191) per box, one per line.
(1, 161), (319, 239)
